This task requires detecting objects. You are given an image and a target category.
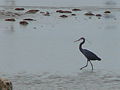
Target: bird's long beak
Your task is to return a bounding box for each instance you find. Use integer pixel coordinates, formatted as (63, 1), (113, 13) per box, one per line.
(74, 39), (81, 42)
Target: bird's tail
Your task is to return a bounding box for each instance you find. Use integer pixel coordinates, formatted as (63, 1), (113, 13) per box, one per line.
(98, 57), (101, 61)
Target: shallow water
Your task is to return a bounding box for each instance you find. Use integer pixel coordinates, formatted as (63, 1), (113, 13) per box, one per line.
(0, 7), (119, 74)
(0, 0), (120, 90)
(3, 70), (120, 90)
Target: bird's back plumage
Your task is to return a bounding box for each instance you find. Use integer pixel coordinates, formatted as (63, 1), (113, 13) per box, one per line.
(81, 49), (101, 61)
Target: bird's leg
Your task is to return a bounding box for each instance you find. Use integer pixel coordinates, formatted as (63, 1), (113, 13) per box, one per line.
(89, 60), (93, 71)
(80, 60), (88, 70)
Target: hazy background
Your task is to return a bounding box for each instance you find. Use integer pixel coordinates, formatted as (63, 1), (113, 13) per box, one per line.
(0, 0), (120, 7)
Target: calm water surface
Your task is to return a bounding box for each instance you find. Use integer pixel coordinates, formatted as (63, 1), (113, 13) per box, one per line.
(0, 6), (119, 74)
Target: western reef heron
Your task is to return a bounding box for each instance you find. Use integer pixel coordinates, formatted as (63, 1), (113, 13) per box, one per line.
(74, 37), (101, 70)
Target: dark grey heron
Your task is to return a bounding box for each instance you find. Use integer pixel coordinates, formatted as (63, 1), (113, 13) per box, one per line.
(74, 37), (101, 70)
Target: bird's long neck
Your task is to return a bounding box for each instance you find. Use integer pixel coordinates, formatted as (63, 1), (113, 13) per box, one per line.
(79, 39), (85, 51)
